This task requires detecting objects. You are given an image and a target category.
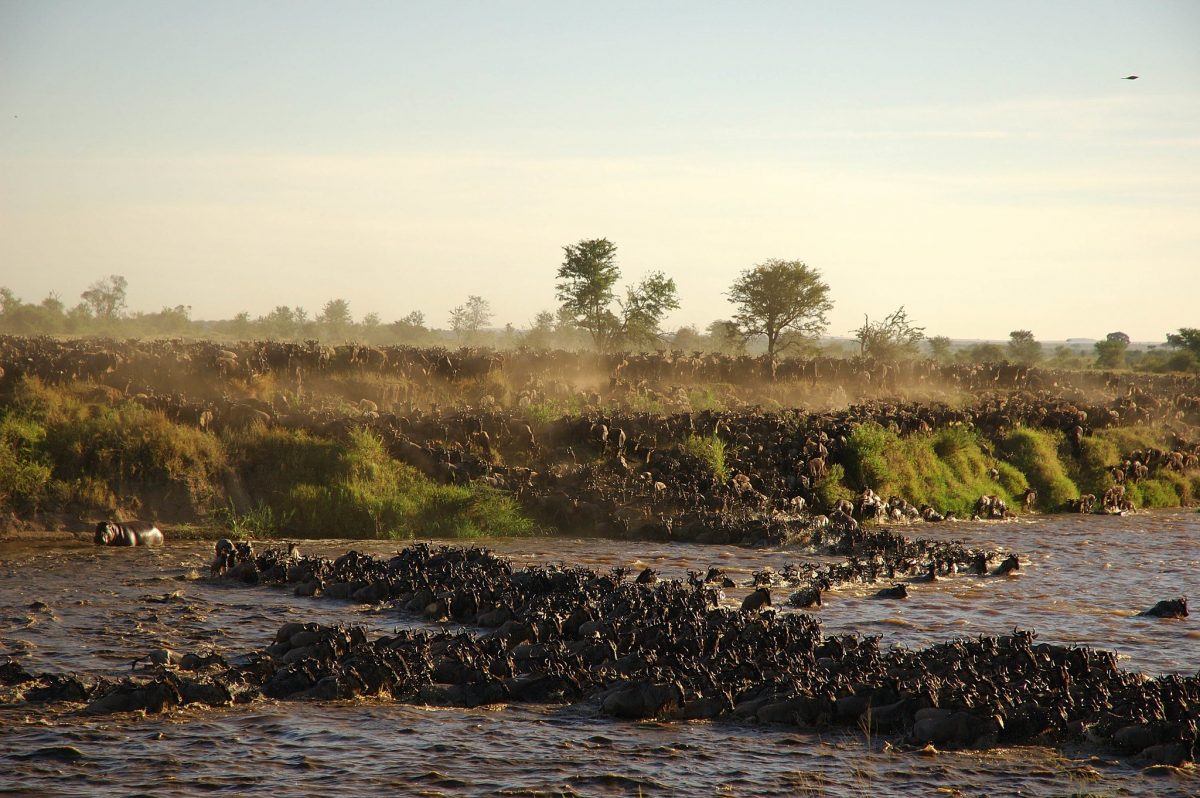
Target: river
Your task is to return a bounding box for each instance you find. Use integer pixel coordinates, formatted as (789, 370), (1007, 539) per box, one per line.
(1, 511), (1196, 796)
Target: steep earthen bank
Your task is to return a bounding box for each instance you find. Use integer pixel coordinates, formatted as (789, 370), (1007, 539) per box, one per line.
(2, 338), (1199, 542)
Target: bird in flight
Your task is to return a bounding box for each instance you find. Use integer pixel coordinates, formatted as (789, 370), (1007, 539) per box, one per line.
(1122, 75), (1139, 80)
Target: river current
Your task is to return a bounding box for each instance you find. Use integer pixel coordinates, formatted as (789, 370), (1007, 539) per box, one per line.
(1, 512), (1197, 797)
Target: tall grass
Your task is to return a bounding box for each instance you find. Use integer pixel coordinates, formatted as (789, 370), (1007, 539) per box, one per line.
(0, 378), (537, 538)
(0, 378), (224, 515)
(814, 463), (854, 509)
(680, 433), (729, 483)
(216, 500), (294, 539)
(840, 424), (1025, 516)
(997, 427), (1078, 510)
(227, 426), (535, 539)
(0, 414), (52, 511)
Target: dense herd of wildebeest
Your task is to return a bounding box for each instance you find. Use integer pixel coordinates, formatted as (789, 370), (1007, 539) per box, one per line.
(2, 335), (1198, 768)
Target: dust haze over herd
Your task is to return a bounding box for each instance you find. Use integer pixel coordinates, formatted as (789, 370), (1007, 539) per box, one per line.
(2, 2), (1199, 341)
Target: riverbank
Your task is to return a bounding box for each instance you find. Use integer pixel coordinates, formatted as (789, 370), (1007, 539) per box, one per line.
(0, 379), (533, 539)
(3, 376), (1198, 542)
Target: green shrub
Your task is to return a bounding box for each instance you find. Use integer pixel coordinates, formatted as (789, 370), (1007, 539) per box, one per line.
(0, 438), (52, 511)
(839, 424), (1021, 517)
(216, 501), (294, 539)
(230, 426), (534, 539)
(0, 379), (539, 538)
(994, 462), (1029, 498)
(680, 433), (728, 483)
(1092, 426), (1167, 457)
(998, 427), (1078, 510)
(686, 386), (730, 413)
(1146, 471), (1199, 506)
(814, 463), (853, 509)
(843, 424), (895, 491)
(1071, 436), (1120, 496)
(1129, 478), (1181, 508)
(2, 379), (224, 513)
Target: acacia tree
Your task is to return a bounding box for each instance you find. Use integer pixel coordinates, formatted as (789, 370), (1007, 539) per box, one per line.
(556, 238), (678, 351)
(80, 274), (128, 319)
(615, 271), (680, 349)
(1166, 328), (1200, 358)
(853, 306), (925, 359)
(1007, 330), (1043, 365)
(319, 298), (352, 340)
(727, 259), (833, 360)
(1094, 331), (1129, 368)
(449, 295), (493, 342)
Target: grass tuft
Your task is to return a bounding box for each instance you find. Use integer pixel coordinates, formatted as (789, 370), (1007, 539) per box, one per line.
(680, 433), (729, 483)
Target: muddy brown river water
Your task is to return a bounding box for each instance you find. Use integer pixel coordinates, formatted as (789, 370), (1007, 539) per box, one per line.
(1, 512), (1197, 797)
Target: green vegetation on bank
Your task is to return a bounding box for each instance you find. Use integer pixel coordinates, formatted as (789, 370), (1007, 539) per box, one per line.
(680, 433), (729, 483)
(840, 424), (1027, 516)
(835, 421), (1200, 516)
(2, 378), (1198, 538)
(227, 426), (531, 539)
(0, 378), (224, 516)
(0, 379), (534, 539)
(996, 428), (1076, 510)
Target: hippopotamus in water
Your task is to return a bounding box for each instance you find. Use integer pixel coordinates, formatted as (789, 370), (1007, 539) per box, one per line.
(1139, 598), (1187, 619)
(94, 521), (164, 547)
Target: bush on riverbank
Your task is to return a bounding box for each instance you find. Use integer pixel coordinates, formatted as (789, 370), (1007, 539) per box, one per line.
(227, 426), (533, 539)
(996, 427), (1079, 510)
(0, 378), (224, 516)
(840, 424), (1024, 517)
(680, 433), (729, 483)
(0, 379), (535, 538)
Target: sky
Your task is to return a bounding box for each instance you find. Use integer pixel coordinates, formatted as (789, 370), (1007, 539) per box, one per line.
(1, 0), (1198, 341)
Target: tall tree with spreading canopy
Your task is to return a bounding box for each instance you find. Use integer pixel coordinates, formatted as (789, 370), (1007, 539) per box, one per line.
(449, 295), (493, 342)
(1007, 330), (1043, 365)
(80, 274), (128, 319)
(319, 298), (352, 339)
(616, 271), (680, 349)
(1166, 328), (1200, 358)
(727, 259), (833, 360)
(556, 238), (621, 350)
(556, 239), (679, 351)
(1094, 331), (1129, 368)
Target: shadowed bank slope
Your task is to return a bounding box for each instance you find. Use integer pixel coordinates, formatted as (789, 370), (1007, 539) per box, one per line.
(2, 378), (1197, 541)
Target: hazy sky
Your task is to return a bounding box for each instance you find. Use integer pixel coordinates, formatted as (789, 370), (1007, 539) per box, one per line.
(2, 1), (1198, 341)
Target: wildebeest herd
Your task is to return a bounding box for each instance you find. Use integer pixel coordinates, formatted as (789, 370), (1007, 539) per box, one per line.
(4, 534), (1194, 767)
(3, 335), (1199, 544)
(1, 336), (1197, 769)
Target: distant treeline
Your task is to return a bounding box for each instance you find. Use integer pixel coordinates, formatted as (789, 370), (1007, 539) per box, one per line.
(2, 266), (1197, 373)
